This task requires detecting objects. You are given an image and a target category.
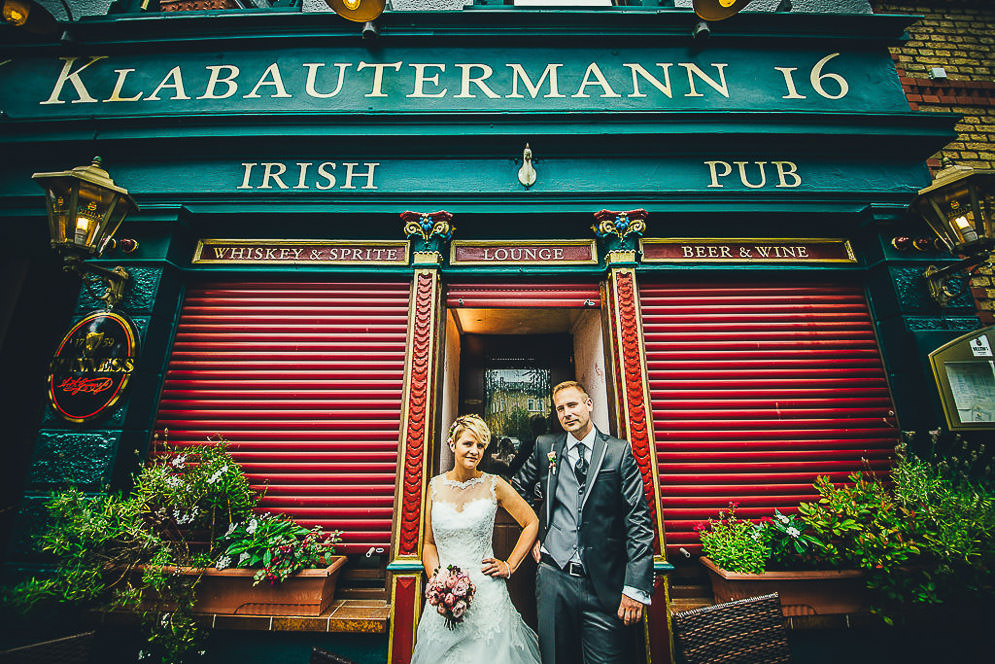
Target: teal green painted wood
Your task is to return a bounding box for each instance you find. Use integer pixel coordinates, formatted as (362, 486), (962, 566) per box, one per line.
(387, 560), (426, 572)
(29, 430), (122, 488)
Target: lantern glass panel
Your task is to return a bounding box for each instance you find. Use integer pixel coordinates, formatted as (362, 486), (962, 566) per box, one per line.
(75, 179), (122, 253)
(937, 181), (979, 245)
(100, 201), (131, 254)
(42, 177), (88, 252)
(44, 184), (72, 246)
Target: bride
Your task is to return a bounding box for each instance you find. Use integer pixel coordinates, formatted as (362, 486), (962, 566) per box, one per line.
(411, 414), (541, 664)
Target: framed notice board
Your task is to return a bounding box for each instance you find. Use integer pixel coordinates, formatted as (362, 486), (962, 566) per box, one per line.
(929, 325), (995, 431)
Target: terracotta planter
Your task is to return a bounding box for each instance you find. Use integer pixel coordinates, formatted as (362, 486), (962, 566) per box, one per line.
(162, 556), (346, 616)
(700, 556), (869, 617)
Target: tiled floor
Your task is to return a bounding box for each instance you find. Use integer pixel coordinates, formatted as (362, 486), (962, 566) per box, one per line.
(210, 599), (391, 633)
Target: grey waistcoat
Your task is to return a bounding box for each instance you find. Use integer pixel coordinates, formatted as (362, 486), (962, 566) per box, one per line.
(545, 458), (584, 568)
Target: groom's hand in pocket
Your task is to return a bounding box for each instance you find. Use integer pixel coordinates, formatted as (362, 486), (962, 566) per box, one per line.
(617, 595), (644, 626)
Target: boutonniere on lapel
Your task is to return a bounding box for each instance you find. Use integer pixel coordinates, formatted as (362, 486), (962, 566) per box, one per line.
(547, 451), (557, 472)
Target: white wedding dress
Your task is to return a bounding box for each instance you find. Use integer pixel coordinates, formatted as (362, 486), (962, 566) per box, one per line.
(410, 473), (541, 664)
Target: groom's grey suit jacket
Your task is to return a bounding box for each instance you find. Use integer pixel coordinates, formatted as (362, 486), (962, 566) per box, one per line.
(513, 428), (654, 612)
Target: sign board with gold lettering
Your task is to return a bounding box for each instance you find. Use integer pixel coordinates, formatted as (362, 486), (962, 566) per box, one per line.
(48, 311), (139, 423)
(0, 47), (911, 121)
(450, 240), (597, 266)
(639, 238), (856, 263)
(193, 240), (410, 265)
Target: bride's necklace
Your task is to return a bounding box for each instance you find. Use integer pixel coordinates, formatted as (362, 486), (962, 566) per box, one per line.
(442, 473), (484, 490)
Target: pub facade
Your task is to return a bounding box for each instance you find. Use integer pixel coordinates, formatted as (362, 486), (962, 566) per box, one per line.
(0, 2), (977, 662)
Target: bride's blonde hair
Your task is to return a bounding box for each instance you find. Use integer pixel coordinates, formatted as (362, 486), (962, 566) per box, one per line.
(447, 414), (491, 448)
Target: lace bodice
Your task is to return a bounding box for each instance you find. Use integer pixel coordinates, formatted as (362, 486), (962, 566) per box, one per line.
(412, 473), (539, 664)
(430, 473), (498, 570)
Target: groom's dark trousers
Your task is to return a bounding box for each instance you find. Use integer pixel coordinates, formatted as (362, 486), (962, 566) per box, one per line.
(537, 562), (633, 663)
(514, 429), (654, 664)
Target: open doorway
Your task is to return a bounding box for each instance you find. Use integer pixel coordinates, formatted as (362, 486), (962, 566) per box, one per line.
(437, 303), (610, 629)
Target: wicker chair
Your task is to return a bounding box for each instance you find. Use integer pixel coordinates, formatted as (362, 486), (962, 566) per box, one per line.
(671, 593), (792, 664)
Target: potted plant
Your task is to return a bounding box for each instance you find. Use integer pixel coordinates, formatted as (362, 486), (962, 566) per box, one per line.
(695, 431), (995, 624)
(696, 504), (870, 617)
(168, 513), (344, 616)
(5, 434), (345, 663)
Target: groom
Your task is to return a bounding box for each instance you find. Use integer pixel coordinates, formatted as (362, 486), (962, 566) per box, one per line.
(513, 381), (654, 664)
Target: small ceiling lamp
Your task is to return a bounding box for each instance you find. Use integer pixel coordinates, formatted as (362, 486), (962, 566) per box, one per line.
(326, 0), (385, 22)
(692, 0), (791, 22)
(912, 159), (995, 306)
(33, 157), (139, 309)
(1, 0), (63, 35)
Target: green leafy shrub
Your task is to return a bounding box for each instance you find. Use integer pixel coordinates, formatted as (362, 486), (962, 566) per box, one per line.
(6, 433), (336, 663)
(797, 471), (923, 621)
(696, 429), (994, 624)
(695, 504), (770, 574)
(797, 471), (920, 570)
(891, 432), (994, 607)
(131, 433), (257, 557)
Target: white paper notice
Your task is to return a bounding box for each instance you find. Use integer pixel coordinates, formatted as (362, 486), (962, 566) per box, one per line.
(970, 334), (993, 357)
(945, 361), (995, 423)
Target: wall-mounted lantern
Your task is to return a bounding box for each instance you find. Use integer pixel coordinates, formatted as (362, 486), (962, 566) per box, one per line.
(32, 157), (139, 309)
(911, 160), (995, 306)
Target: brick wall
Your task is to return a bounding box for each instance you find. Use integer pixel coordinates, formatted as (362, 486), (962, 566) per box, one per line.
(873, 0), (995, 167)
(873, 0), (995, 323)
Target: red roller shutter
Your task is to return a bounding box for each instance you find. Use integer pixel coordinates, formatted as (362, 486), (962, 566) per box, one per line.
(446, 282), (600, 308)
(640, 283), (897, 557)
(155, 281), (410, 553)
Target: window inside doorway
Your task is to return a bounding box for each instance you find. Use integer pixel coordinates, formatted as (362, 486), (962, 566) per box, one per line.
(460, 334), (571, 480)
(484, 367), (552, 474)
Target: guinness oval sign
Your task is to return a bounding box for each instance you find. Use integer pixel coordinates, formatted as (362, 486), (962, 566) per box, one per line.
(49, 311), (139, 423)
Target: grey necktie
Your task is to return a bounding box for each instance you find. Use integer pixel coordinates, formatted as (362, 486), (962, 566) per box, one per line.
(574, 443), (588, 488)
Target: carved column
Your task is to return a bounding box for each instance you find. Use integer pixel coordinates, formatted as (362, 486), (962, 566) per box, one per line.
(387, 212), (452, 664)
(596, 209), (674, 664)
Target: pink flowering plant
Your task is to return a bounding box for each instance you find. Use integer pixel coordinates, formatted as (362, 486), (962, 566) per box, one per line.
(217, 513), (341, 585)
(425, 564), (476, 629)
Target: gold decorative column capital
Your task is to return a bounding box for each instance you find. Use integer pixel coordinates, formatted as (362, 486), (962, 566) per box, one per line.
(402, 210), (455, 262)
(412, 251), (443, 266)
(605, 249), (639, 266)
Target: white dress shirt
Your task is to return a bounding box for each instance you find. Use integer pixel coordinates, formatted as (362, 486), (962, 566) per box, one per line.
(541, 426), (651, 606)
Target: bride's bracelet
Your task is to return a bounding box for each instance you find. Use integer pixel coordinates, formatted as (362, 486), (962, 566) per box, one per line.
(502, 560), (512, 578)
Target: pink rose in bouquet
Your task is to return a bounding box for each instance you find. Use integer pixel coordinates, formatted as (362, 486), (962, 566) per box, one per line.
(425, 564), (477, 630)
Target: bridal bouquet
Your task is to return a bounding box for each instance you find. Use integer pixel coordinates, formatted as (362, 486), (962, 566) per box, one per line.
(425, 564), (476, 629)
